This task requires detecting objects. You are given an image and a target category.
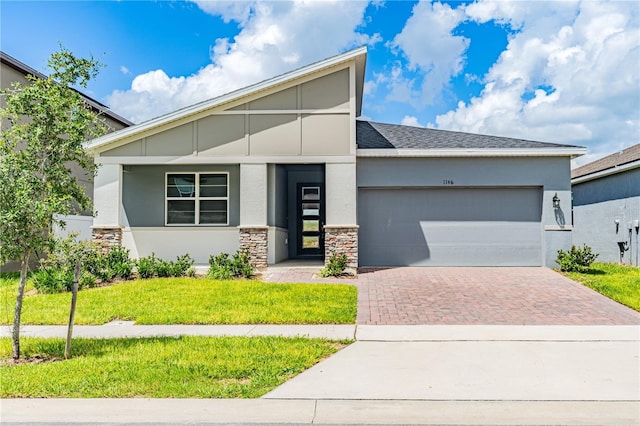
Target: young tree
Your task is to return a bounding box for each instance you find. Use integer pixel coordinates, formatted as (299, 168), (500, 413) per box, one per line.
(0, 48), (108, 359)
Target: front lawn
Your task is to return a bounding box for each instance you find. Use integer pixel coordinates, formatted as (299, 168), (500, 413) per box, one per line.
(564, 262), (640, 312)
(0, 336), (346, 398)
(0, 277), (357, 325)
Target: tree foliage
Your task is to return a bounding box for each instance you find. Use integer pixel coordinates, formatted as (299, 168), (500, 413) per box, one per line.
(0, 47), (109, 358)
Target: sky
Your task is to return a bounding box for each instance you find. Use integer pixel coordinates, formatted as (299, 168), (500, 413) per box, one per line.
(1, 0), (639, 166)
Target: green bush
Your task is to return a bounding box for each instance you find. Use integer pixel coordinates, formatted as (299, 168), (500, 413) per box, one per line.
(136, 253), (158, 279)
(78, 271), (97, 289)
(33, 236), (91, 293)
(135, 253), (195, 278)
(320, 253), (349, 277)
(172, 254), (195, 277)
(32, 269), (73, 294)
(32, 238), (138, 294)
(83, 245), (134, 282)
(106, 246), (134, 279)
(556, 244), (599, 272)
(207, 250), (253, 280)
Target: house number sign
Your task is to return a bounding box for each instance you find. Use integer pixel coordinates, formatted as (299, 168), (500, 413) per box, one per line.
(442, 179), (454, 185)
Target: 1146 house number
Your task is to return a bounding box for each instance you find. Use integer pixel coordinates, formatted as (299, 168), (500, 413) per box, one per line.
(442, 179), (454, 185)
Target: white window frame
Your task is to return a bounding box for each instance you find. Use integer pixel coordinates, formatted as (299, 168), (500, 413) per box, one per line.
(165, 172), (229, 226)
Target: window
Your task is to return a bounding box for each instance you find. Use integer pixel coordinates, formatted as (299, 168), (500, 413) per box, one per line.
(166, 172), (228, 225)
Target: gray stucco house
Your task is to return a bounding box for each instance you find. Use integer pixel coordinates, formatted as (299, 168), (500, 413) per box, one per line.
(85, 47), (585, 268)
(572, 144), (640, 266)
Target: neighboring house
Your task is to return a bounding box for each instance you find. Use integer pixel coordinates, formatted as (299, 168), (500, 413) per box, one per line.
(1, 51), (133, 270)
(572, 145), (640, 266)
(85, 47), (585, 268)
(1, 50), (134, 214)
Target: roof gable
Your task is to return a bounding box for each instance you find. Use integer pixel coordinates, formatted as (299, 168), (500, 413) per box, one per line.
(86, 47), (367, 154)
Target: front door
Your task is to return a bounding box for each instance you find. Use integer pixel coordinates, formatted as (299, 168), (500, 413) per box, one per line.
(297, 183), (324, 258)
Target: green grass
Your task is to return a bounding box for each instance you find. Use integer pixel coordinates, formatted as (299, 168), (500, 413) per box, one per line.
(0, 336), (347, 398)
(564, 262), (640, 312)
(0, 277), (357, 325)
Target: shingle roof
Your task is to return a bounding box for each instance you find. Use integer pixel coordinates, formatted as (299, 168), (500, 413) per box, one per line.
(356, 121), (582, 150)
(571, 144), (640, 179)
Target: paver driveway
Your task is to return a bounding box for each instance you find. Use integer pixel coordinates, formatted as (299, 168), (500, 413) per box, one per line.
(265, 267), (640, 325)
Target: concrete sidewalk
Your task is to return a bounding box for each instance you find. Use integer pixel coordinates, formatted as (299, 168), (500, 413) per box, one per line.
(4, 322), (638, 341)
(3, 398), (639, 425)
(2, 324), (639, 424)
(1, 321), (356, 340)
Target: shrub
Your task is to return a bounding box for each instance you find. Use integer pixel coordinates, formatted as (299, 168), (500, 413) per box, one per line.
(106, 246), (134, 279)
(155, 258), (173, 278)
(556, 244), (599, 272)
(231, 251), (253, 278)
(136, 253), (158, 279)
(207, 253), (233, 280)
(320, 253), (349, 277)
(33, 236), (89, 293)
(136, 253), (195, 278)
(32, 238), (137, 293)
(83, 245), (134, 282)
(171, 254), (195, 277)
(207, 250), (253, 280)
(32, 269), (73, 294)
(78, 271), (97, 289)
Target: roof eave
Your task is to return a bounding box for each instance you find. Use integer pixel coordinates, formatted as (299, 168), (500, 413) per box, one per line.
(571, 160), (640, 184)
(356, 147), (588, 158)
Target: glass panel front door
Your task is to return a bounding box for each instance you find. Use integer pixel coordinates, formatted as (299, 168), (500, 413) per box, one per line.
(298, 184), (324, 257)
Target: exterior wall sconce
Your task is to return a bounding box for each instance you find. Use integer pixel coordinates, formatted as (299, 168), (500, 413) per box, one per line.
(552, 192), (565, 226)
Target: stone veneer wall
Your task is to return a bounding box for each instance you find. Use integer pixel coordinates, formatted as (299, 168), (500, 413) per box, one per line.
(239, 226), (268, 268)
(324, 225), (358, 269)
(91, 226), (123, 253)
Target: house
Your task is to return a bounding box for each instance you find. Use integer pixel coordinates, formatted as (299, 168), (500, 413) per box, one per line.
(1, 51), (132, 135)
(572, 145), (640, 266)
(1, 51), (133, 271)
(1, 51), (134, 240)
(85, 47), (585, 268)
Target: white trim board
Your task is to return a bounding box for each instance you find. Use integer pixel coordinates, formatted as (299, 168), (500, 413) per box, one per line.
(357, 147), (587, 158)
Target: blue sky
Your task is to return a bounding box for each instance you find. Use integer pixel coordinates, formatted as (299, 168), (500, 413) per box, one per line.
(2, 1), (639, 165)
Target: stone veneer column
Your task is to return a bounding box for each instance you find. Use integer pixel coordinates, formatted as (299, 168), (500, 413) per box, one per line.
(91, 226), (123, 253)
(324, 225), (358, 270)
(239, 226), (268, 269)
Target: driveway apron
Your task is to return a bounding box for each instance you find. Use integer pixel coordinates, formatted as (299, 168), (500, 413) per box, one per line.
(264, 266), (640, 408)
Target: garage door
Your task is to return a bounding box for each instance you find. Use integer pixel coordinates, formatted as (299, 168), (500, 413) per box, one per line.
(358, 187), (542, 266)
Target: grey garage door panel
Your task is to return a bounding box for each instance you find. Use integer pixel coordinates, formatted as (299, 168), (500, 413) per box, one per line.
(359, 222), (541, 266)
(358, 188), (542, 267)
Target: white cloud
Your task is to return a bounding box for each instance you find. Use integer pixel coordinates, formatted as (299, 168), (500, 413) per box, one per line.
(388, 1), (468, 105)
(119, 65), (131, 75)
(400, 115), (424, 128)
(193, 0), (254, 24)
(107, 1), (376, 123)
(435, 0), (639, 157)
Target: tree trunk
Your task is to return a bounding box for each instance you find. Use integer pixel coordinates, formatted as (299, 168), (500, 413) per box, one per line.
(12, 253), (30, 359)
(65, 259), (81, 359)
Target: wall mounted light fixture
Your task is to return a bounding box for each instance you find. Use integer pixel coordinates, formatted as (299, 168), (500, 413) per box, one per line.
(552, 193), (560, 209)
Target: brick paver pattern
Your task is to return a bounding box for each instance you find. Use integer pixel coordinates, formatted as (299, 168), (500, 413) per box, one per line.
(264, 267), (640, 325)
